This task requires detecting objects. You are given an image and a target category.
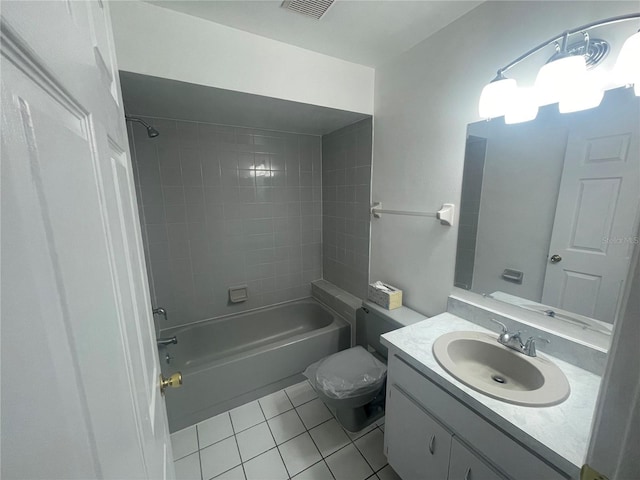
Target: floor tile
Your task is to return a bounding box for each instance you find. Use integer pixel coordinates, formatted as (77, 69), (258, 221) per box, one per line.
(354, 428), (387, 471)
(344, 422), (377, 441)
(285, 381), (317, 407)
(230, 400), (265, 433)
(259, 390), (294, 419)
(171, 425), (199, 461)
(198, 412), (234, 449)
(174, 452), (202, 480)
(376, 465), (402, 480)
(200, 437), (241, 480)
(267, 409), (306, 445)
(325, 444), (373, 480)
(296, 398), (333, 429)
(243, 448), (288, 480)
(213, 465), (245, 480)
(292, 460), (334, 480)
(278, 432), (322, 477)
(236, 422), (276, 462)
(309, 419), (350, 457)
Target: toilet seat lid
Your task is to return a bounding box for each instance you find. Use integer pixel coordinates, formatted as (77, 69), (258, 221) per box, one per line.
(314, 346), (387, 399)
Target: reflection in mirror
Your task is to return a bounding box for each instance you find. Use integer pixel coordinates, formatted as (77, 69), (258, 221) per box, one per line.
(455, 87), (639, 333)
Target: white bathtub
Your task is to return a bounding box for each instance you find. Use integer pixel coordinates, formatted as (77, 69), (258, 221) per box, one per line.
(160, 298), (350, 431)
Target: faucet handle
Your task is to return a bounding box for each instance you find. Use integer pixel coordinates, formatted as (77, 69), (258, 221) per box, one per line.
(526, 335), (550, 345)
(489, 318), (508, 334)
(524, 336), (550, 357)
(153, 307), (168, 321)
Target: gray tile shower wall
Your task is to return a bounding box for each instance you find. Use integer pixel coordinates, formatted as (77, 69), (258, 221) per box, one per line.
(321, 118), (372, 299)
(129, 117), (322, 329)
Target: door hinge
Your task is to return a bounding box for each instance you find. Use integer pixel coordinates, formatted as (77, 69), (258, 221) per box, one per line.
(580, 464), (609, 480)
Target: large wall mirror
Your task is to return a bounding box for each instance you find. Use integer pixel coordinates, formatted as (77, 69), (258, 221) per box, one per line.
(455, 87), (639, 335)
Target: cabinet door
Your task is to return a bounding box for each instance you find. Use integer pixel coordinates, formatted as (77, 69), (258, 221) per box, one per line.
(387, 385), (452, 480)
(449, 437), (505, 480)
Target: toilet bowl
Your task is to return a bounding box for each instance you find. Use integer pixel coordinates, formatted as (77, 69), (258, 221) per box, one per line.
(304, 304), (404, 432)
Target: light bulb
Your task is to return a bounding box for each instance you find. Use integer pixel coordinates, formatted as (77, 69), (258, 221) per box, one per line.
(535, 55), (587, 106)
(505, 88), (539, 124)
(479, 76), (517, 119)
(559, 71), (605, 113)
(614, 31), (640, 87)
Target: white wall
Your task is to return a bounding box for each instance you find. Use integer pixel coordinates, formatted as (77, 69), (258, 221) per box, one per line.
(110, 1), (374, 114)
(371, 1), (639, 316)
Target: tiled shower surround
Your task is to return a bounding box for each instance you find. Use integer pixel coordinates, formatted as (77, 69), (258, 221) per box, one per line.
(322, 119), (373, 299)
(129, 118), (323, 329)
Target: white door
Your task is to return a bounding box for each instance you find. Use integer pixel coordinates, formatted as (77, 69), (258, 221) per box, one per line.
(541, 95), (640, 323)
(1, 1), (173, 478)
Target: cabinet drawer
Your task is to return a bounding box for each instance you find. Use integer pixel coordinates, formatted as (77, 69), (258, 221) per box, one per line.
(386, 385), (452, 480)
(449, 437), (506, 480)
(388, 354), (568, 480)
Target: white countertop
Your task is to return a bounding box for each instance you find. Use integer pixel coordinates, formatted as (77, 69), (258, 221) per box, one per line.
(381, 312), (602, 472)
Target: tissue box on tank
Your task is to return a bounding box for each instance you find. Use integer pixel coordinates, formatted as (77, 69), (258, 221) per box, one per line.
(368, 282), (403, 310)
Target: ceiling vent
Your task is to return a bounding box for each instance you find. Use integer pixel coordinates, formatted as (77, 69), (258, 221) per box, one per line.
(281, 0), (335, 20)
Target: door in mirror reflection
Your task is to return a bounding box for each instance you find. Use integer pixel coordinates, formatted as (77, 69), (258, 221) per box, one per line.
(542, 105), (639, 321)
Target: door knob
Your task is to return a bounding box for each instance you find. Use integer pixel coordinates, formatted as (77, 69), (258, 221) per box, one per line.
(160, 372), (182, 395)
(550, 254), (562, 263)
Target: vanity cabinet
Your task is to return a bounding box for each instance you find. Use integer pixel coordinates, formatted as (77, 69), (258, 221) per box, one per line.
(386, 384), (504, 480)
(449, 438), (504, 480)
(385, 353), (569, 480)
(386, 385), (452, 480)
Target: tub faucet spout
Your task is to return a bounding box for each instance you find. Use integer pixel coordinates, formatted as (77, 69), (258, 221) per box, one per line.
(157, 336), (177, 346)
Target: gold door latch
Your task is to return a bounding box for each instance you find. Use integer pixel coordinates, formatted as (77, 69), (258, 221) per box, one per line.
(160, 372), (182, 395)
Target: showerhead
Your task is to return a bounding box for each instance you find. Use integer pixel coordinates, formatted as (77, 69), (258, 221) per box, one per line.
(125, 115), (160, 139)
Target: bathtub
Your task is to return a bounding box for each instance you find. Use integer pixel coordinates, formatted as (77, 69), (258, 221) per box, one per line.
(159, 298), (350, 432)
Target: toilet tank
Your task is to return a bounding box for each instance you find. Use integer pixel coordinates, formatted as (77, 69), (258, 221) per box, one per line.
(355, 305), (403, 360)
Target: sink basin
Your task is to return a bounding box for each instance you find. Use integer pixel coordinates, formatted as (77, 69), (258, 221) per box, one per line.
(432, 331), (570, 407)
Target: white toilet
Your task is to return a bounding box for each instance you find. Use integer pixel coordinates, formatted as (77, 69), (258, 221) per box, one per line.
(305, 305), (403, 432)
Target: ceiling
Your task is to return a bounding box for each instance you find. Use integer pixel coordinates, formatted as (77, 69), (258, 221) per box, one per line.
(145, 0), (482, 67)
(120, 71), (370, 135)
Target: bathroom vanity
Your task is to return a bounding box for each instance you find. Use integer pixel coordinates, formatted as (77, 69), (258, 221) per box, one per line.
(380, 311), (602, 480)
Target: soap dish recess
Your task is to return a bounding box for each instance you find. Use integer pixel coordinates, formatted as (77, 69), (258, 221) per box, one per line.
(229, 285), (248, 303)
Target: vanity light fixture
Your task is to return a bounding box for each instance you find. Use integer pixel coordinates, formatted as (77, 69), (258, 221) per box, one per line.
(614, 29), (640, 93)
(505, 87), (538, 124)
(478, 73), (517, 119)
(479, 13), (640, 122)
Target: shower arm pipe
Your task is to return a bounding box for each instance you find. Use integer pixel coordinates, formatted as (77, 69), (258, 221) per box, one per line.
(494, 12), (640, 77)
(125, 114), (152, 129)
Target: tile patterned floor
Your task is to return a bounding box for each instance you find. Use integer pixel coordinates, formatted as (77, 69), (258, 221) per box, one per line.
(171, 380), (401, 480)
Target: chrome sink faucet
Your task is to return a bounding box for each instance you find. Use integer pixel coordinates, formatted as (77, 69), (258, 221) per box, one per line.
(523, 336), (550, 357)
(489, 319), (549, 357)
